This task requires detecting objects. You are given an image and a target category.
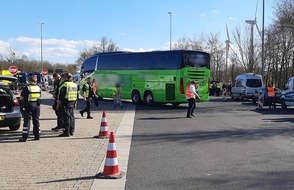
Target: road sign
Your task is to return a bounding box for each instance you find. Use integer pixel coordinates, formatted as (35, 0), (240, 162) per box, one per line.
(41, 69), (48, 76)
(8, 65), (18, 75)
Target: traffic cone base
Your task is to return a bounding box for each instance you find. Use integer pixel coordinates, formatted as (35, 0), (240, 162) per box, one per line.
(94, 111), (109, 138)
(95, 171), (125, 179)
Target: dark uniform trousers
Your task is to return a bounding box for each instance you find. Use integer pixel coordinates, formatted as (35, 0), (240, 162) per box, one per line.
(81, 98), (91, 117)
(60, 102), (75, 135)
(22, 102), (40, 139)
(187, 98), (196, 117)
(54, 100), (63, 128)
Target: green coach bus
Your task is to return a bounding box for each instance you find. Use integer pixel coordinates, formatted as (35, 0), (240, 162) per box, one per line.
(79, 50), (210, 106)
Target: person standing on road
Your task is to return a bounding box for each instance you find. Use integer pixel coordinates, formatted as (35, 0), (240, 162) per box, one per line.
(19, 75), (42, 142)
(56, 73), (78, 137)
(113, 82), (123, 109)
(92, 78), (100, 107)
(50, 73), (64, 131)
(186, 81), (200, 118)
(79, 77), (94, 119)
(267, 84), (276, 109)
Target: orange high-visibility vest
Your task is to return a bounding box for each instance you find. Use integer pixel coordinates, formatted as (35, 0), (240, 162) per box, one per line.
(185, 85), (196, 99)
(267, 87), (275, 97)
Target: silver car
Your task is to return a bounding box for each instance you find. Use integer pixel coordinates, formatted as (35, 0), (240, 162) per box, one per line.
(0, 75), (21, 130)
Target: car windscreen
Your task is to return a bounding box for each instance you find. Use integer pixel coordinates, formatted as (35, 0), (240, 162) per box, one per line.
(246, 79), (262, 87)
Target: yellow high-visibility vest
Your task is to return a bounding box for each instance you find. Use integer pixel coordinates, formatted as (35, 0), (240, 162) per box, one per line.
(59, 82), (78, 101)
(27, 85), (41, 102)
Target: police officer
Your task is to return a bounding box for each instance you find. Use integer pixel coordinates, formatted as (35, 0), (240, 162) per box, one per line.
(19, 75), (41, 142)
(79, 77), (93, 119)
(185, 81), (200, 118)
(51, 73), (63, 131)
(267, 84), (276, 109)
(56, 73), (78, 137)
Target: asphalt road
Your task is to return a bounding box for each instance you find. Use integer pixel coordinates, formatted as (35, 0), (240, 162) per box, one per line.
(125, 97), (294, 190)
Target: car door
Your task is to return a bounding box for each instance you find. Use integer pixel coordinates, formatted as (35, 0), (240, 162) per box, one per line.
(284, 78), (294, 105)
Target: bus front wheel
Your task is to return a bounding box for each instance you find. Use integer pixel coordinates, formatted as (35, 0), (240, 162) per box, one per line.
(145, 91), (154, 106)
(132, 91), (141, 105)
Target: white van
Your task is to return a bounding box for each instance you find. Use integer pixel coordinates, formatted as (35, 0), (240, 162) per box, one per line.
(280, 76), (294, 108)
(231, 73), (263, 100)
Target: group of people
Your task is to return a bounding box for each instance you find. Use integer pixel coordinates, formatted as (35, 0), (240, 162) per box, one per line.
(18, 73), (124, 142)
(19, 72), (79, 141)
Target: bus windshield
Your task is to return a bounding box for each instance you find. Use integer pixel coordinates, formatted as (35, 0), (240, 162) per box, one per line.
(183, 52), (210, 69)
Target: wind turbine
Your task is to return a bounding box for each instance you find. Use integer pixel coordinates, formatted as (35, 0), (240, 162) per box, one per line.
(225, 24), (231, 82)
(245, 0), (262, 71)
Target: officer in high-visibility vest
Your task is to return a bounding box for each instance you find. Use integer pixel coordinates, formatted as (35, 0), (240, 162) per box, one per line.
(19, 75), (41, 142)
(185, 81), (201, 118)
(56, 73), (78, 137)
(266, 84), (276, 109)
(79, 77), (94, 119)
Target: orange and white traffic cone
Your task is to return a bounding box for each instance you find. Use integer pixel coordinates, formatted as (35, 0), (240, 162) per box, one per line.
(94, 111), (109, 139)
(95, 132), (125, 179)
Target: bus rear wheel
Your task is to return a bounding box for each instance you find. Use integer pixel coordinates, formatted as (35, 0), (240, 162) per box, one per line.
(145, 91), (154, 106)
(132, 91), (141, 105)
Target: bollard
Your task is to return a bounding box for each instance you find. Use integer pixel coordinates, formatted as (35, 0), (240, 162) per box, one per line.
(257, 90), (264, 109)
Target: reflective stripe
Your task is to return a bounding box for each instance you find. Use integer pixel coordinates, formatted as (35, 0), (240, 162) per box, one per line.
(105, 158), (118, 166)
(101, 117), (107, 122)
(107, 143), (116, 151)
(100, 126), (108, 131)
(22, 131), (28, 134)
(23, 127), (28, 130)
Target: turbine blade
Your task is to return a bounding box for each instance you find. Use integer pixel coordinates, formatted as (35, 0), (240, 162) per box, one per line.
(255, 0), (259, 21)
(226, 23), (230, 41)
(255, 24), (262, 37)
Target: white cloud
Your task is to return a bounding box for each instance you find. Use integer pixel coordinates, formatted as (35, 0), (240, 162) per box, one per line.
(200, 13), (206, 17)
(212, 10), (219, 15)
(0, 36), (99, 63)
(119, 32), (127, 36)
(229, 16), (237, 20)
(122, 47), (156, 52)
(0, 40), (11, 57)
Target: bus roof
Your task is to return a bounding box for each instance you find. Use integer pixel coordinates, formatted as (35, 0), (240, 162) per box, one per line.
(91, 50), (209, 57)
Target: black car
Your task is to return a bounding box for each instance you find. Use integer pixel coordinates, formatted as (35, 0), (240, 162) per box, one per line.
(0, 75), (21, 130)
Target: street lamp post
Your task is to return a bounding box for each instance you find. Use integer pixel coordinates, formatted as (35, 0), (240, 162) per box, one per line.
(168, 12), (172, 50)
(39, 22), (44, 71)
(261, 0), (265, 80)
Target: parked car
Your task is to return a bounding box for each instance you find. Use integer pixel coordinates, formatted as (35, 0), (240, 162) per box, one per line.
(252, 87), (282, 105)
(231, 73), (263, 100)
(0, 75), (21, 131)
(280, 76), (294, 109)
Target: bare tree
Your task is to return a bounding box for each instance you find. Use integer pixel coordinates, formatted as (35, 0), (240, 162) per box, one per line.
(264, 0), (294, 87)
(75, 36), (120, 68)
(202, 32), (225, 81)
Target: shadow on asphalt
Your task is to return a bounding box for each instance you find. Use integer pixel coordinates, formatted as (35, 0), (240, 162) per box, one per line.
(161, 170), (294, 190)
(131, 126), (294, 145)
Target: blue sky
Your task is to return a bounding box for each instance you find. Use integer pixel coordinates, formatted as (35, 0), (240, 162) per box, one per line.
(0, 0), (275, 64)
